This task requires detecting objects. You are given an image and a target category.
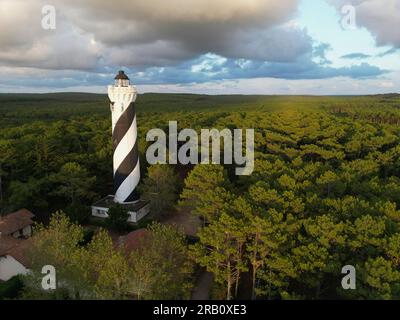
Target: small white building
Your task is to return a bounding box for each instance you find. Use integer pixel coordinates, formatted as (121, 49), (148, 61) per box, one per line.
(0, 236), (30, 281)
(91, 195), (150, 223)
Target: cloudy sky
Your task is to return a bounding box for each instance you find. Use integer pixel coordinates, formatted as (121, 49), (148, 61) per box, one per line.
(0, 0), (399, 94)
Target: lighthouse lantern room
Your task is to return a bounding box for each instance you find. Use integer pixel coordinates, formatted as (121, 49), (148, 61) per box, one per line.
(114, 70), (130, 87)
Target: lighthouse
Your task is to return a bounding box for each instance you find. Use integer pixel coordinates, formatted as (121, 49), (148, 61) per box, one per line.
(91, 71), (150, 222)
(109, 70), (140, 203)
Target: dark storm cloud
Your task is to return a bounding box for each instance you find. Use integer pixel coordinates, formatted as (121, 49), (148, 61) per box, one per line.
(0, 0), (310, 69)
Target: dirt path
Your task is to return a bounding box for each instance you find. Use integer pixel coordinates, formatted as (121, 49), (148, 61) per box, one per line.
(161, 207), (201, 237)
(191, 270), (213, 300)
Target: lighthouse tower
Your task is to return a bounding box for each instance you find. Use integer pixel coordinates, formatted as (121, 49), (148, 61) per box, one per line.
(91, 71), (150, 222)
(109, 70), (140, 203)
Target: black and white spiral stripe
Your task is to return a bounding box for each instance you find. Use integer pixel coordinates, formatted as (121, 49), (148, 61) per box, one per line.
(112, 101), (140, 203)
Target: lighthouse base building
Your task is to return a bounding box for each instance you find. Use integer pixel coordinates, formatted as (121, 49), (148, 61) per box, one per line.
(91, 195), (149, 223)
(91, 71), (150, 223)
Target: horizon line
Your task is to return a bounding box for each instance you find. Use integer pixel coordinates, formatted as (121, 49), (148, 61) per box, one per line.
(0, 91), (399, 97)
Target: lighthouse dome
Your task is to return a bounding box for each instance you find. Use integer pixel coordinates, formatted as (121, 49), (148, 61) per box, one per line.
(114, 70), (130, 87)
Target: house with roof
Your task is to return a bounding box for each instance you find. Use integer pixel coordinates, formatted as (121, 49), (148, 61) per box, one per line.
(0, 209), (35, 239)
(0, 236), (32, 281)
(0, 209), (34, 281)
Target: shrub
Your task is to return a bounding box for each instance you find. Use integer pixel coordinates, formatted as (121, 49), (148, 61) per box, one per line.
(0, 276), (24, 300)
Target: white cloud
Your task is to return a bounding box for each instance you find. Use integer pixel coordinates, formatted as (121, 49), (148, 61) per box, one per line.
(328, 0), (400, 47)
(0, 0), (101, 70)
(137, 71), (400, 95)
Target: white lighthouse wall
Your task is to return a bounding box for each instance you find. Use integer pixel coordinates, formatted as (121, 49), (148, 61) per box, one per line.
(114, 160), (141, 203)
(113, 117), (138, 175)
(109, 85), (136, 134)
(108, 84), (140, 204)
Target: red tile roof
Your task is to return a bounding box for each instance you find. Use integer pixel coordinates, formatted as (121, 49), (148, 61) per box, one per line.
(118, 229), (149, 255)
(0, 235), (32, 267)
(0, 235), (22, 256)
(0, 209), (35, 236)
